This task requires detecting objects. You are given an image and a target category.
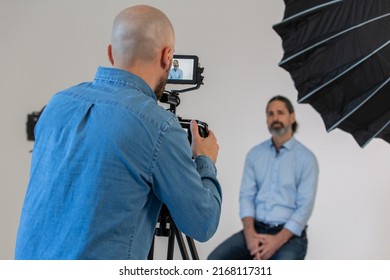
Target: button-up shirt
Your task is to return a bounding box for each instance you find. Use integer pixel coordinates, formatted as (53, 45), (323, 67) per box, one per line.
(239, 137), (319, 236)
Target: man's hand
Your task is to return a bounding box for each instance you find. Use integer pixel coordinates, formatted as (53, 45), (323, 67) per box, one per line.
(251, 229), (293, 260)
(244, 230), (263, 258)
(190, 120), (219, 164)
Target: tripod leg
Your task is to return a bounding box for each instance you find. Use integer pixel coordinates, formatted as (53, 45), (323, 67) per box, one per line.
(167, 231), (175, 260)
(186, 236), (199, 260)
(154, 204), (200, 260)
(148, 234), (155, 260)
(172, 223), (190, 259)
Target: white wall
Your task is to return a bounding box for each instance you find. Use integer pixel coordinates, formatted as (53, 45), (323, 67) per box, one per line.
(1, 0), (389, 260)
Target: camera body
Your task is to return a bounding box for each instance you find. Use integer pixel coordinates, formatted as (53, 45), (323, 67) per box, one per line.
(178, 117), (208, 144)
(26, 111), (209, 144)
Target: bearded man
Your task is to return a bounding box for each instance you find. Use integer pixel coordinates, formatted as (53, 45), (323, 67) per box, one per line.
(208, 95), (319, 260)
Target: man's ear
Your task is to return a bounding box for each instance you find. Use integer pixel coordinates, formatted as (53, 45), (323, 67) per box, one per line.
(161, 46), (173, 71)
(107, 44), (114, 66)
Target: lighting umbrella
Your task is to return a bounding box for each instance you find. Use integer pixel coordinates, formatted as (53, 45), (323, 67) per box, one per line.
(273, 0), (390, 147)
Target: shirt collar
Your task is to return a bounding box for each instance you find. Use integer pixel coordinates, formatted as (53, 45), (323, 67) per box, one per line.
(93, 66), (157, 101)
(268, 136), (296, 152)
(281, 136), (296, 151)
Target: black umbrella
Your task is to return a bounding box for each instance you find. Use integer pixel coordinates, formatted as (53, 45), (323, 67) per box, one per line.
(273, 0), (390, 147)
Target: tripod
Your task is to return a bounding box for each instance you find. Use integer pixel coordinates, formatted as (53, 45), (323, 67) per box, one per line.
(150, 68), (204, 260)
(148, 204), (199, 260)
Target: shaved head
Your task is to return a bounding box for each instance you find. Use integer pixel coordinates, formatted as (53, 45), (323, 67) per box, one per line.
(111, 5), (175, 67)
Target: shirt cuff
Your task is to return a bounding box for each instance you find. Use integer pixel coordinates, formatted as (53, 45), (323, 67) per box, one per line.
(284, 220), (305, 236)
(194, 155), (217, 175)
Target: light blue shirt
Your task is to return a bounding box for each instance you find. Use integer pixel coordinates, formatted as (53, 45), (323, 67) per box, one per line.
(15, 66), (222, 259)
(168, 68), (183, 79)
(239, 137), (318, 236)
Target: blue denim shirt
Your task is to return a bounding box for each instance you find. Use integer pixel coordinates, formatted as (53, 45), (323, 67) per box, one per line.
(239, 137), (318, 236)
(15, 67), (222, 259)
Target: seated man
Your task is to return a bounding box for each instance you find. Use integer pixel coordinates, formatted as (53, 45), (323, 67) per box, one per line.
(208, 95), (319, 260)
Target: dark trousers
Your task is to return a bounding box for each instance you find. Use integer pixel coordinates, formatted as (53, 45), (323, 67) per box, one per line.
(207, 222), (308, 260)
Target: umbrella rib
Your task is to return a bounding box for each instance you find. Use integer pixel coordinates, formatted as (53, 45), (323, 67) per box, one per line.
(298, 39), (390, 103)
(279, 12), (390, 66)
(327, 76), (390, 132)
(274, 0), (343, 26)
(362, 119), (390, 148)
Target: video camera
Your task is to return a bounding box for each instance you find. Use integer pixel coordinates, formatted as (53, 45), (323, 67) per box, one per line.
(162, 54), (208, 143)
(178, 118), (208, 143)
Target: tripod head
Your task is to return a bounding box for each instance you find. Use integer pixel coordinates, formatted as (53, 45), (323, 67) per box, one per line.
(155, 204), (172, 237)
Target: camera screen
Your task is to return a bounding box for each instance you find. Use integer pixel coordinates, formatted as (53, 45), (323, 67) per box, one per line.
(167, 55), (199, 84)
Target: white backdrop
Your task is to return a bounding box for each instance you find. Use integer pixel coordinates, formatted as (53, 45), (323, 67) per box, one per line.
(1, 0), (389, 260)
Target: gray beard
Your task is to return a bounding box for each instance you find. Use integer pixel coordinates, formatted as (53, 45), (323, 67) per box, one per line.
(268, 122), (290, 137)
(269, 126), (288, 137)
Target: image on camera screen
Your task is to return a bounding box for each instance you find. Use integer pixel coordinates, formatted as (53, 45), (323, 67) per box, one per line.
(167, 55), (198, 84)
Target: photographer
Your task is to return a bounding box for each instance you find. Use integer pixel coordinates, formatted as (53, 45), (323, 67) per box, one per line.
(15, 5), (221, 260)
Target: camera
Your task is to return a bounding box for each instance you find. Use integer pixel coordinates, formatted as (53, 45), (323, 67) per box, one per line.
(160, 54), (209, 144)
(26, 110), (209, 144)
(178, 118), (209, 144)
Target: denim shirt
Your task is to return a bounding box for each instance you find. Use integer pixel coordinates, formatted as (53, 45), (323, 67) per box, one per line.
(239, 137), (319, 236)
(15, 67), (222, 259)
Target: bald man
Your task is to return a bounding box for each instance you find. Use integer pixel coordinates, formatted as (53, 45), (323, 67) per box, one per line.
(15, 5), (222, 260)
